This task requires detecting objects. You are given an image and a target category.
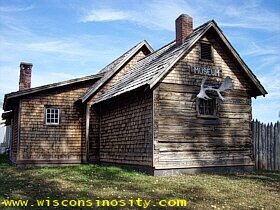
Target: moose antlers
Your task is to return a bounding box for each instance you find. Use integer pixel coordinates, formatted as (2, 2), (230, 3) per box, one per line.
(197, 76), (233, 101)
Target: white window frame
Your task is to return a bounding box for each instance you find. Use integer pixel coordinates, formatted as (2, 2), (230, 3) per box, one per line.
(45, 108), (60, 125)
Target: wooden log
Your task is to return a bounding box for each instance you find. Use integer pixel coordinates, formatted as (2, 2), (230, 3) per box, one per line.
(155, 157), (253, 169)
(271, 124), (276, 171)
(252, 120), (280, 171)
(270, 123), (273, 170)
(267, 123), (271, 170)
(252, 120), (256, 169)
(257, 121), (261, 170)
(156, 142), (251, 152)
(263, 123), (267, 170)
(276, 122), (279, 171)
(259, 122), (263, 169)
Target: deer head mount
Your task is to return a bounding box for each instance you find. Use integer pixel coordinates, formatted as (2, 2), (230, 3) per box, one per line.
(197, 76), (233, 101)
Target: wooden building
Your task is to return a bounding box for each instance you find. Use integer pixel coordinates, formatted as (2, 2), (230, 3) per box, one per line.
(2, 14), (267, 175)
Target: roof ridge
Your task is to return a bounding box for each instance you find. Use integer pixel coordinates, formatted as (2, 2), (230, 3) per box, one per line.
(98, 40), (151, 74)
(135, 20), (213, 61)
(90, 20), (216, 104)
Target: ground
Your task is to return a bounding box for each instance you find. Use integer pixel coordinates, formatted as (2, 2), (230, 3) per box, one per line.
(0, 155), (279, 210)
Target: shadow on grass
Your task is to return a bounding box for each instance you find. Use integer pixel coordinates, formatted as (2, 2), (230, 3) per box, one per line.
(0, 162), (201, 210)
(217, 170), (280, 187)
(0, 154), (10, 167)
(1, 157), (279, 210)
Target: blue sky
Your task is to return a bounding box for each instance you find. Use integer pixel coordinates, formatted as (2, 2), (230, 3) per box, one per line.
(0, 0), (279, 122)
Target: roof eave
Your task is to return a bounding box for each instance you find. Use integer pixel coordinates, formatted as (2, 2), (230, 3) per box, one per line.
(211, 23), (267, 97)
(3, 73), (104, 111)
(148, 20), (267, 97)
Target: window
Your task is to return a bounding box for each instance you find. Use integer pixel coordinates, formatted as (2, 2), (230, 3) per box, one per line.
(45, 108), (60, 125)
(196, 98), (218, 118)
(200, 42), (212, 61)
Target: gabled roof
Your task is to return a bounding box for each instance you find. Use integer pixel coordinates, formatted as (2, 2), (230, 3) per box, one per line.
(3, 73), (103, 111)
(89, 20), (267, 104)
(81, 40), (153, 102)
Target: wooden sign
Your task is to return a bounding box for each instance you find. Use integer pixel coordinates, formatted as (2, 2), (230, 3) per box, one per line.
(189, 65), (220, 77)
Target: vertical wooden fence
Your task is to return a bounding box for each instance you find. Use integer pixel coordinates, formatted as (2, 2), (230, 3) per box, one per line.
(252, 120), (280, 171)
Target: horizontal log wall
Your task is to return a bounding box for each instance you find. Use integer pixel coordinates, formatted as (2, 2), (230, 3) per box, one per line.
(97, 89), (153, 166)
(253, 120), (280, 171)
(154, 34), (255, 169)
(17, 80), (97, 163)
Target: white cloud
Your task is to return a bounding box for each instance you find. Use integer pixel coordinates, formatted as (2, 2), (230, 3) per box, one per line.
(79, 0), (198, 31)
(130, 0), (194, 31)
(79, 0), (280, 33)
(220, 1), (280, 32)
(0, 64), (86, 102)
(80, 9), (129, 22)
(242, 41), (279, 57)
(32, 72), (78, 88)
(252, 64), (280, 123)
(0, 5), (33, 12)
(258, 65), (280, 98)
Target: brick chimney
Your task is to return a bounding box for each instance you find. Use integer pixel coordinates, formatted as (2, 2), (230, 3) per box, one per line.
(176, 14), (193, 45)
(19, 62), (33, 90)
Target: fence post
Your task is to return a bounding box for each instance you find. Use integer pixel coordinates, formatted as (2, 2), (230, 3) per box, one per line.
(275, 122), (280, 170)
(267, 123), (271, 170)
(271, 123), (274, 171)
(253, 120), (257, 169)
(259, 121), (263, 169)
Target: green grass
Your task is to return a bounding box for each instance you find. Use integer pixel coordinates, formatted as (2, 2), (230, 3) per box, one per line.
(0, 154), (279, 210)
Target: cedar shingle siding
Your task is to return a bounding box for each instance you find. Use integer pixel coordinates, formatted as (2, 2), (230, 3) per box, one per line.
(88, 89), (153, 166)
(15, 81), (95, 164)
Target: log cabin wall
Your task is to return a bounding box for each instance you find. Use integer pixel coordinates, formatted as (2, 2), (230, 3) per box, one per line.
(153, 33), (255, 170)
(16, 81), (95, 164)
(92, 89), (153, 166)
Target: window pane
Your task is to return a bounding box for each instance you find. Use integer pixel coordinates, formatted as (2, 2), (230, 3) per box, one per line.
(198, 99), (216, 116)
(46, 108), (60, 124)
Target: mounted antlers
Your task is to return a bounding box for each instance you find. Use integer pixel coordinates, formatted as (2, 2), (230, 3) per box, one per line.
(197, 76), (233, 101)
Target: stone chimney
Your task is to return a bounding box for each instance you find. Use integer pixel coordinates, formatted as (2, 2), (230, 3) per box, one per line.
(19, 62), (33, 90)
(175, 14), (193, 45)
